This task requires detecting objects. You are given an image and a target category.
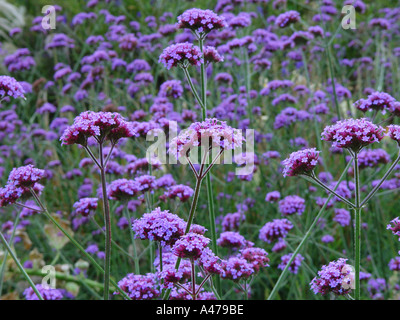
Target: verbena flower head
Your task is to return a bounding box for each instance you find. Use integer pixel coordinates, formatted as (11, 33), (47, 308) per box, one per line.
(354, 91), (397, 114)
(7, 165), (46, 188)
(221, 212), (245, 232)
(282, 148), (320, 177)
(355, 148), (390, 169)
(278, 253), (304, 274)
(321, 118), (385, 152)
(60, 111), (135, 146)
(172, 232), (210, 260)
(239, 247), (270, 272)
(275, 10), (300, 28)
(132, 207), (186, 246)
(310, 258), (355, 296)
(114, 273), (160, 300)
(164, 184), (194, 202)
(387, 125), (400, 145)
(177, 8), (227, 35)
(106, 178), (139, 200)
(279, 195), (306, 216)
(333, 208), (351, 227)
(169, 118), (244, 159)
(198, 247), (223, 275)
(220, 257), (254, 281)
(204, 46), (224, 64)
(259, 218), (293, 243)
(23, 284), (63, 300)
(265, 191), (281, 203)
(217, 231), (246, 249)
(0, 75), (25, 99)
(158, 80), (183, 99)
(159, 42), (203, 70)
(73, 197), (98, 217)
(388, 257), (400, 271)
(387, 217), (400, 238)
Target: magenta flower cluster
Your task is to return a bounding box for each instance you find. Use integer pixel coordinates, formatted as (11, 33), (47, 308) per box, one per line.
(158, 42), (203, 70)
(23, 284), (63, 300)
(114, 273), (160, 300)
(259, 218), (293, 243)
(73, 197), (98, 217)
(0, 75), (25, 99)
(177, 8), (227, 34)
(132, 207), (186, 246)
(321, 118), (385, 152)
(169, 118), (244, 159)
(282, 148), (320, 177)
(172, 232), (210, 260)
(275, 10), (300, 28)
(60, 111), (136, 146)
(278, 195), (306, 216)
(310, 258), (354, 296)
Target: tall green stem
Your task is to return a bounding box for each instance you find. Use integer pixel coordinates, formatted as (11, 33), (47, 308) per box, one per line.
(99, 142), (112, 300)
(353, 153), (361, 300)
(123, 205), (140, 275)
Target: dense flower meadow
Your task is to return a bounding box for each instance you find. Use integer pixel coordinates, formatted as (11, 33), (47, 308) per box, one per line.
(1, 0), (400, 301)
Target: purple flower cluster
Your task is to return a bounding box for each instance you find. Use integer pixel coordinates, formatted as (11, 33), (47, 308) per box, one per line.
(7, 165), (46, 188)
(221, 212), (245, 231)
(275, 10), (300, 28)
(132, 207), (186, 246)
(177, 8), (227, 34)
(220, 257), (254, 281)
(387, 217), (400, 239)
(60, 111), (136, 146)
(0, 165), (46, 207)
(387, 125), (400, 145)
(172, 232), (210, 260)
(388, 257), (400, 271)
(159, 42), (203, 70)
(310, 258), (355, 296)
(354, 91), (398, 114)
(23, 284), (63, 300)
(355, 148), (390, 169)
(0, 75), (25, 99)
(198, 247), (223, 275)
(259, 218), (293, 243)
(217, 231), (247, 249)
(278, 253), (304, 274)
(265, 191), (281, 203)
(164, 184), (194, 202)
(114, 273), (160, 300)
(106, 179), (139, 200)
(321, 118), (385, 152)
(158, 80), (183, 99)
(282, 148), (320, 177)
(204, 46), (224, 64)
(333, 208), (351, 227)
(73, 198), (98, 217)
(278, 195), (306, 216)
(169, 118), (244, 159)
(239, 247), (270, 272)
